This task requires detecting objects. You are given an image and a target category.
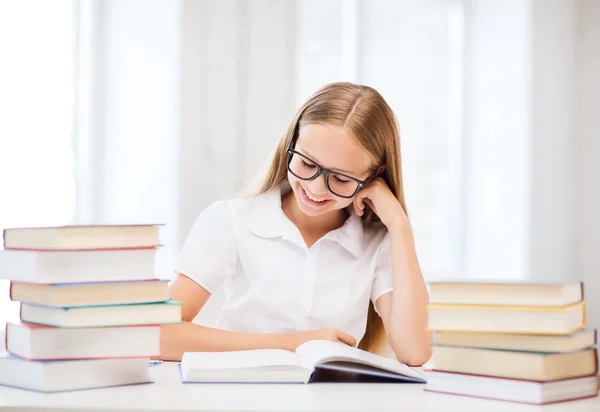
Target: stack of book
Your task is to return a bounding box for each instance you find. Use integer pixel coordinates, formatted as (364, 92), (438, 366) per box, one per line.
(0, 225), (181, 392)
(424, 280), (599, 405)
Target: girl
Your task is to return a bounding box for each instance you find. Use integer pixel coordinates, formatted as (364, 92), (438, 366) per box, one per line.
(161, 82), (431, 366)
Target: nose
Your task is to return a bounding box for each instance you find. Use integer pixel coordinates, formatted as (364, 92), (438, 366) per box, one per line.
(307, 174), (329, 195)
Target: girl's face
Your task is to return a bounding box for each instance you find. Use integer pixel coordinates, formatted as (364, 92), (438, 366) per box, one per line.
(288, 123), (372, 217)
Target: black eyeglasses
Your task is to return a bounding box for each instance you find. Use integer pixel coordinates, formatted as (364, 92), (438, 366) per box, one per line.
(286, 148), (371, 198)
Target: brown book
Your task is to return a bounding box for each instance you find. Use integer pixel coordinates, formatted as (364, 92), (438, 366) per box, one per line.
(10, 279), (170, 307)
(431, 345), (598, 381)
(427, 280), (583, 307)
(427, 302), (586, 334)
(3, 224), (162, 250)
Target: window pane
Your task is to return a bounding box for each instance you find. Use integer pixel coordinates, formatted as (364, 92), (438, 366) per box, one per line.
(0, 0), (75, 327)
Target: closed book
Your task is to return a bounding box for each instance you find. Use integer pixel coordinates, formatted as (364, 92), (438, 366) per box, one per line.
(19, 301), (182, 328)
(10, 279), (170, 307)
(3, 224), (161, 250)
(431, 345), (598, 381)
(427, 302), (585, 334)
(434, 329), (597, 353)
(181, 340), (426, 384)
(427, 280), (583, 306)
(0, 354), (151, 393)
(0, 248), (156, 283)
(424, 370), (599, 405)
(6, 323), (160, 360)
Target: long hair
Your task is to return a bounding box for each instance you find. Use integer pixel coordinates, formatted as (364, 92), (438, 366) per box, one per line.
(249, 82), (407, 354)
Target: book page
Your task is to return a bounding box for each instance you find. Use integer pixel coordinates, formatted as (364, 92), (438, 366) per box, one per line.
(181, 349), (310, 371)
(296, 340), (424, 381)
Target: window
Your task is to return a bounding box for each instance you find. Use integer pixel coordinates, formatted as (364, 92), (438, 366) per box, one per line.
(295, 0), (464, 280)
(0, 0), (75, 326)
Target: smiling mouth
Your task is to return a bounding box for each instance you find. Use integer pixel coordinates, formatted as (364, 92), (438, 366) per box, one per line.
(301, 187), (331, 206)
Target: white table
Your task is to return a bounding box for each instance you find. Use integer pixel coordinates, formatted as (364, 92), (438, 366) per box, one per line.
(0, 363), (598, 412)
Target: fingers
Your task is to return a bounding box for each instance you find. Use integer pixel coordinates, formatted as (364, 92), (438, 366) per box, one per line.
(352, 197), (361, 216)
(353, 198), (363, 216)
(336, 330), (357, 347)
(353, 192), (367, 217)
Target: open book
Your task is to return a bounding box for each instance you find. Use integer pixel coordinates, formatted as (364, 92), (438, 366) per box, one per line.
(180, 340), (426, 384)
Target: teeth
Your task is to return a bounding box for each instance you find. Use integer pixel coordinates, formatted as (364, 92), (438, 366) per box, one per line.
(304, 189), (325, 203)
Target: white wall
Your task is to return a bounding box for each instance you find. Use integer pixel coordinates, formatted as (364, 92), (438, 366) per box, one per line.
(529, 0), (576, 283)
(462, 0), (532, 281)
(574, 0), (600, 330)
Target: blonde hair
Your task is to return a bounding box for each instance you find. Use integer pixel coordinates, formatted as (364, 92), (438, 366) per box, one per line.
(251, 82), (407, 354)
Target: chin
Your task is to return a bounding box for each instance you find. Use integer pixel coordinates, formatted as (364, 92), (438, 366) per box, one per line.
(292, 183), (344, 217)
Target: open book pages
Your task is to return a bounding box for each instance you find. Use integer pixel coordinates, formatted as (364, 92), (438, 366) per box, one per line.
(180, 340), (426, 383)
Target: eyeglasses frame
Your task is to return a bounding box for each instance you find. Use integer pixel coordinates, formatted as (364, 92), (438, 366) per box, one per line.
(286, 147), (372, 199)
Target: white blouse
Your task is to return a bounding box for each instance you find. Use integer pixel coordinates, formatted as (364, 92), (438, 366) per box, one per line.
(174, 187), (393, 344)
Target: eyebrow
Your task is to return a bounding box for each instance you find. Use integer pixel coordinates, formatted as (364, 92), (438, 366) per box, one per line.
(298, 147), (360, 176)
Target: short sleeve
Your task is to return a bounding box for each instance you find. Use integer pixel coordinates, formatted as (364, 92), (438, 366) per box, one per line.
(173, 200), (237, 294)
(370, 231), (394, 304)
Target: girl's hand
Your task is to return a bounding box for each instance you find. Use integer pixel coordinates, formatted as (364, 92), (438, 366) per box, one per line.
(353, 177), (408, 229)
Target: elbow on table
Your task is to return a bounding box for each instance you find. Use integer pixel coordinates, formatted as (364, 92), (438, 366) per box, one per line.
(395, 345), (432, 367)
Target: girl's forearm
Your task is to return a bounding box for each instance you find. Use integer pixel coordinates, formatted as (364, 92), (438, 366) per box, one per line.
(160, 322), (295, 361)
(387, 224), (432, 365)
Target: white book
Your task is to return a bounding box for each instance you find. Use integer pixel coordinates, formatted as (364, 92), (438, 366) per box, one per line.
(424, 370), (599, 405)
(180, 340), (426, 384)
(6, 323), (160, 360)
(0, 354), (152, 393)
(0, 248), (157, 283)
